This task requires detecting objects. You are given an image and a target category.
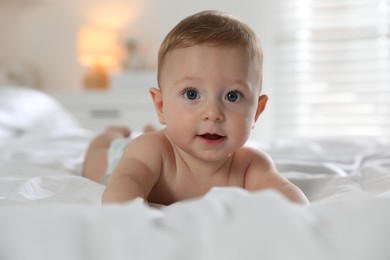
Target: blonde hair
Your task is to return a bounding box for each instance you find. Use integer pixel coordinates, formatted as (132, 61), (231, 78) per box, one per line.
(157, 10), (263, 89)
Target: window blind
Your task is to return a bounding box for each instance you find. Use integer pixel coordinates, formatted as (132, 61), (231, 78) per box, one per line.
(274, 0), (390, 139)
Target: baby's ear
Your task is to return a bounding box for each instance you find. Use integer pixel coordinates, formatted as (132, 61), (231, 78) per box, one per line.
(149, 88), (166, 125)
(254, 94), (268, 123)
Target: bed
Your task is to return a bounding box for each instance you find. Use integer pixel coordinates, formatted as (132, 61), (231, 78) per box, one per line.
(1, 86), (390, 260)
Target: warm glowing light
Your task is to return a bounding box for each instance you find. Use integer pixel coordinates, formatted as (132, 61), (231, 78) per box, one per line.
(78, 25), (120, 68)
(78, 25), (121, 90)
(76, 1), (150, 90)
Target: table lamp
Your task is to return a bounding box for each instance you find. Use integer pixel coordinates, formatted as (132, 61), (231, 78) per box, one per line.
(78, 25), (120, 90)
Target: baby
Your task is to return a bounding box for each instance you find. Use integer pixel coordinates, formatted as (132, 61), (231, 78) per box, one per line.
(82, 10), (309, 205)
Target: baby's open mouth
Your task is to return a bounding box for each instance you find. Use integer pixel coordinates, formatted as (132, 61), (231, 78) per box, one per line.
(199, 133), (224, 140)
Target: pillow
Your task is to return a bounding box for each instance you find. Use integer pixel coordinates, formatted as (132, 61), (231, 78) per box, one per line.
(0, 85), (81, 140)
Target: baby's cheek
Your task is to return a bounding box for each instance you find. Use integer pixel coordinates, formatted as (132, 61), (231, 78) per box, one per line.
(167, 111), (192, 131)
(231, 118), (252, 139)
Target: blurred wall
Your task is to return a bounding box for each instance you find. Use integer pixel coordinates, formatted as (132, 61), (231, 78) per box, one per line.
(0, 2), (21, 63)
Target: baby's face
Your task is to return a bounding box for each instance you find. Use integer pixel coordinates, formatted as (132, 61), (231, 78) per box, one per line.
(158, 44), (263, 161)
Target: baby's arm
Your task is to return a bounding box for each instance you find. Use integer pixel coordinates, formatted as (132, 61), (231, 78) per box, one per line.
(244, 148), (309, 205)
(102, 133), (163, 203)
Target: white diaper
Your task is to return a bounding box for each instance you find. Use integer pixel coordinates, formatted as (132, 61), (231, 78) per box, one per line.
(101, 138), (131, 185)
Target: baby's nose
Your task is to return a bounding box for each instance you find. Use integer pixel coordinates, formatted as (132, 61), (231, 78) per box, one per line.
(201, 102), (224, 122)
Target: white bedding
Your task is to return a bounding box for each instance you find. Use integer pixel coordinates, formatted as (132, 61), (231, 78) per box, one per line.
(1, 86), (390, 260)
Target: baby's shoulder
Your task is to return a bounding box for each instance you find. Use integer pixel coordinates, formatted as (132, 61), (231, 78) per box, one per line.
(124, 130), (171, 155)
(131, 130), (167, 144)
(235, 146), (273, 163)
(121, 130), (174, 169)
(233, 146), (276, 173)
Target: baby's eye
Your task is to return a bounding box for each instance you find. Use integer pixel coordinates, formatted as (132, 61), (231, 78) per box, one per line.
(225, 91), (243, 102)
(183, 89), (199, 100)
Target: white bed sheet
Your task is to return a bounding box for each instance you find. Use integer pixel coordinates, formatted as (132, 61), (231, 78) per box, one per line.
(1, 86), (390, 260)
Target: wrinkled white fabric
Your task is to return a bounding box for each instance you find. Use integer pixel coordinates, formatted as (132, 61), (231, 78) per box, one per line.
(1, 188), (390, 260)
